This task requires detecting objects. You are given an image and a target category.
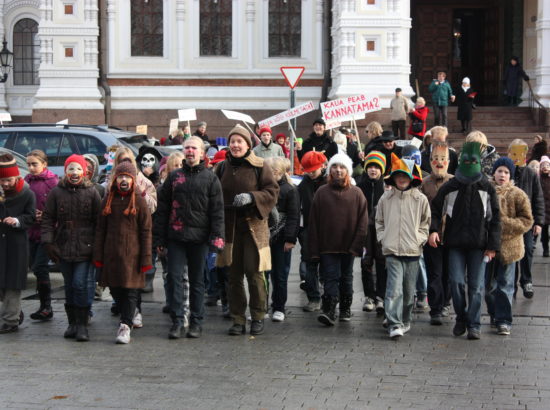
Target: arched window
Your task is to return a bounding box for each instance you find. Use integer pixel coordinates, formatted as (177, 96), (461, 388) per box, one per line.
(13, 18), (40, 85)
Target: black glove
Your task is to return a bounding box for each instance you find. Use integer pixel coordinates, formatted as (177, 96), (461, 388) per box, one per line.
(44, 243), (61, 263)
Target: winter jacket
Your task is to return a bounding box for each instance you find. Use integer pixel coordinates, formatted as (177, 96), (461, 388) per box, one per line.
(0, 182), (35, 290)
(481, 145), (500, 178)
(215, 152), (279, 271)
(308, 183), (368, 258)
(105, 170), (157, 213)
(272, 178), (300, 244)
(375, 187), (430, 257)
(41, 178), (102, 262)
(420, 173), (453, 204)
(298, 132), (338, 161)
(83, 154), (106, 198)
(540, 173), (550, 225)
(390, 95), (409, 121)
(429, 80), (453, 106)
(364, 138), (403, 176)
(503, 64), (529, 97)
(253, 142), (285, 159)
(456, 87), (475, 121)
(297, 173), (326, 229)
(514, 165), (544, 227)
(408, 106), (429, 138)
(528, 140), (548, 164)
(94, 192), (152, 289)
(357, 174), (385, 225)
(154, 162), (224, 247)
(24, 169), (58, 242)
(430, 174), (501, 251)
(420, 147), (458, 175)
(493, 181), (533, 265)
(346, 140), (362, 169)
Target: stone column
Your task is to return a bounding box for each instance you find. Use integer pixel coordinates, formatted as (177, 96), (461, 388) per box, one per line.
(535, 0), (550, 108)
(0, 0), (8, 112)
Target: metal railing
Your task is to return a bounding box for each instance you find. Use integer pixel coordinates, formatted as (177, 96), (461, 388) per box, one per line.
(525, 80), (549, 132)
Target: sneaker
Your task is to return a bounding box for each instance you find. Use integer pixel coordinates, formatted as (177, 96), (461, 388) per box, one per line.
(115, 323), (131, 344)
(339, 309), (351, 322)
(453, 321), (467, 336)
(222, 304), (231, 319)
(402, 323), (411, 334)
(430, 315), (443, 326)
(415, 294), (428, 311)
(186, 323), (202, 338)
(302, 300), (321, 312)
(183, 313), (189, 328)
(362, 297), (375, 312)
(382, 318), (389, 328)
(441, 305), (451, 317)
(228, 323), (246, 335)
(0, 324), (18, 334)
(250, 320), (264, 335)
(272, 311), (285, 322)
(497, 324), (511, 335)
(375, 298), (384, 315)
(132, 309), (143, 329)
(467, 328), (481, 340)
(110, 302), (119, 316)
(523, 283), (534, 299)
(168, 323), (183, 339)
(299, 280), (306, 291)
(389, 326), (403, 339)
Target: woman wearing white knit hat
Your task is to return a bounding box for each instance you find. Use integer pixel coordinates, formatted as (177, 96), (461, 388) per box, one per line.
(456, 76), (476, 135)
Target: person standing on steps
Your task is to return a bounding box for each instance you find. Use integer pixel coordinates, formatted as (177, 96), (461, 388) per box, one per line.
(455, 77), (476, 135)
(429, 71), (455, 127)
(390, 87), (410, 139)
(503, 56), (529, 106)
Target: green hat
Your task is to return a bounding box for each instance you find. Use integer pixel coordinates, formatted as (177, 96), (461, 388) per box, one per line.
(458, 142), (482, 178)
(365, 151), (386, 174)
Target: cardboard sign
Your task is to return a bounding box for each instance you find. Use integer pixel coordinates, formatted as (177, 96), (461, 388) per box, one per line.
(178, 108), (196, 122)
(169, 118), (179, 134)
(136, 125), (148, 135)
(258, 101), (315, 128)
(321, 94), (381, 121)
(221, 109), (255, 124)
(56, 119), (69, 125)
(0, 112), (12, 122)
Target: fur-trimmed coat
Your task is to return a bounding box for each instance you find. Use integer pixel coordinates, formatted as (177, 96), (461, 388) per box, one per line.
(494, 181), (533, 265)
(215, 152), (279, 271)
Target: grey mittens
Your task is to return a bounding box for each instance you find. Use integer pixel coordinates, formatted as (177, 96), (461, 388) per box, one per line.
(233, 193), (253, 207)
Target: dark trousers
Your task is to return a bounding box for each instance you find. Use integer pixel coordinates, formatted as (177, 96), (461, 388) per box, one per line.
(541, 225), (549, 253)
(361, 224), (386, 300)
(217, 266), (229, 306)
(460, 120), (471, 133)
(167, 241), (208, 326)
(109, 287), (139, 327)
(29, 241), (50, 284)
(268, 238), (292, 312)
(299, 227), (321, 302)
(518, 230), (534, 286)
(391, 120), (407, 139)
(423, 244), (450, 316)
(320, 253), (354, 298)
(433, 105), (448, 127)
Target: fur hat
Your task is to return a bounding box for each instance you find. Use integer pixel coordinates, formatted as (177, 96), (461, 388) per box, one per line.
(301, 151), (327, 173)
(64, 154), (87, 174)
(327, 153), (353, 177)
(227, 124), (252, 148)
(0, 153), (19, 178)
(492, 157), (515, 179)
(364, 151), (386, 174)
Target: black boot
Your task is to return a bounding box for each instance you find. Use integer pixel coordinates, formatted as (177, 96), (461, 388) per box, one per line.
(30, 282), (53, 321)
(318, 295), (338, 326)
(339, 294), (353, 322)
(75, 306), (90, 342)
(63, 304), (76, 338)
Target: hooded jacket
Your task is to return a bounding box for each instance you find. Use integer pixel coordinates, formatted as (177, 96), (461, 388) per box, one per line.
(83, 153), (106, 198)
(24, 169), (58, 242)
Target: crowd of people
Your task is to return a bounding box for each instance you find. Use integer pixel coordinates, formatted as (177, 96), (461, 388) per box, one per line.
(0, 109), (547, 343)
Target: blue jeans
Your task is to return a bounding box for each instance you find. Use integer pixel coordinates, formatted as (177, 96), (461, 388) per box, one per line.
(416, 253), (427, 296)
(485, 260), (515, 326)
(29, 241), (50, 284)
(167, 241), (208, 326)
(448, 249), (486, 330)
(59, 260), (95, 308)
(205, 252), (218, 298)
(268, 239), (292, 313)
(320, 253), (354, 298)
(385, 256), (419, 327)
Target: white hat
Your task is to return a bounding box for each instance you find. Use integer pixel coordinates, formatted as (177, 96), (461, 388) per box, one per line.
(462, 77), (470, 84)
(327, 153), (353, 177)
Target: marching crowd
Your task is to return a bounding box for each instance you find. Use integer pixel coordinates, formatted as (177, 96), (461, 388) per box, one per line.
(0, 116), (548, 344)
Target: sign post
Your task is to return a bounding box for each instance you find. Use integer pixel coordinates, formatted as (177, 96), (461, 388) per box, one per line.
(280, 66), (305, 174)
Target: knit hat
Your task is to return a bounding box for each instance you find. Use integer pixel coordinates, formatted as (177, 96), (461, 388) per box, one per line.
(258, 126), (272, 136)
(458, 142), (482, 178)
(64, 154), (88, 173)
(103, 162), (138, 216)
(197, 121), (207, 128)
(462, 77), (470, 84)
(227, 124), (252, 148)
(275, 133), (286, 141)
(0, 153), (20, 178)
(365, 151), (386, 174)
(492, 157), (515, 179)
(210, 149), (227, 165)
(301, 151), (327, 173)
(313, 118), (326, 127)
(327, 153), (353, 177)
(540, 156), (550, 167)
(114, 161), (137, 179)
(402, 144), (422, 166)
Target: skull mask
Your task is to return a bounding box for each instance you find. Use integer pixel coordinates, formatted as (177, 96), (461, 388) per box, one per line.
(141, 153), (157, 170)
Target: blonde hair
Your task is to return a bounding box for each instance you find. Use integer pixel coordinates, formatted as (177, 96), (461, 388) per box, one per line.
(184, 136), (206, 153)
(416, 97), (426, 106)
(365, 121), (383, 139)
(264, 157), (291, 184)
(113, 146), (137, 170)
(509, 138), (528, 149)
(166, 151), (184, 173)
(429, 126), (448, 142)
(465, 130), (488, 146)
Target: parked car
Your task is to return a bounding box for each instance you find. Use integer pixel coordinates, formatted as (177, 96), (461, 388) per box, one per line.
(0, 147), (29, 177)
(0, 124), (146, 176)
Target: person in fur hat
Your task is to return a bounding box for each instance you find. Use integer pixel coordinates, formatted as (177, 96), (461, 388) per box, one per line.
(376, 154), (430, 338)
(308, 153), (368, 326)
(41, 154), (101, 342)
(0, 154), (36, 333)
(485, 157), (533, 336)
(93, 162), (152, 344)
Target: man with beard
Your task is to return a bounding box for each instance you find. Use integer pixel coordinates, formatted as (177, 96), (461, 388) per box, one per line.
(297, 118), (338, 161)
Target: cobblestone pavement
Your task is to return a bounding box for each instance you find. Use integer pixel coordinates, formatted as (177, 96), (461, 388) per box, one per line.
(2, 245), (550, 409)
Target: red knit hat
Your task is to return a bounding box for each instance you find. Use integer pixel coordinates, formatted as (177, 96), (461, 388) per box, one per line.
(0, 153), (20, 178)
(64, 154), (88, 173)
(210, 149), (227, 165)
(301, 151), (327, 172)
(258, 126), (272, 136)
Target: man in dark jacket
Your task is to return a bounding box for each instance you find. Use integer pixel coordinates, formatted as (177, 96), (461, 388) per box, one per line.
(297, 118), (338, 161)
(154, 136), (225, 339)
(364, 131), (403, 175)
(508, 140), (545, 299)
(429, 142), (501, 340)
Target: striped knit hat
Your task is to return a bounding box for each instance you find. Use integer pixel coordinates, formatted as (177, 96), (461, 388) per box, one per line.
(364, 151), (386, 174)
(0, 153), (19, 178)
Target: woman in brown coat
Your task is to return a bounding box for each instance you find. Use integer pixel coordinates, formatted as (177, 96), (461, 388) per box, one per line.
(216, 124), (279, 336)
(93, 162), (152, 344)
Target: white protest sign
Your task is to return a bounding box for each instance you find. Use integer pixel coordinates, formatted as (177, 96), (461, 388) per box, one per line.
(221, 109), (255, 124)
(56, 118), (69, 125)
(394, 137), (423, 148)
(169, 118), (179, 134)
(325, 119), (342, 130)
(258, 101), (315, 128)
(338, 112), (366, 123)
(394, 140), (410, 147)
(321, 94), (381, 121)
(0, 112), (12, 122)
(178, 108), (196, 122)
(410, 137), (423, 148)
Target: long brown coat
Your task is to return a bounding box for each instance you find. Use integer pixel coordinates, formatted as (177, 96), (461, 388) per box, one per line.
(216, 152), (279, 271)
(93, 192), (152, 289)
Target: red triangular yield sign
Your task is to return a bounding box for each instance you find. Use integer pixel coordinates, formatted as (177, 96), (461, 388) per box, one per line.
(280, 66), (305, 89)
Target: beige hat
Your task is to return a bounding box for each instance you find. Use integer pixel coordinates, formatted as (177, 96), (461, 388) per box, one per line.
(227, 124), (252, 148)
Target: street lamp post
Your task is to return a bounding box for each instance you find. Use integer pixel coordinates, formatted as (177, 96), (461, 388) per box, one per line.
(0, 40), (13, 83)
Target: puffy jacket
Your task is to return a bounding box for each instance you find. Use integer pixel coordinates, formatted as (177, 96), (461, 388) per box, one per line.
(430, 174), (501, 250)
(24, 169), (58, 242)
(298, 132), (338, 161)
(41, 178), (101, 262)
(154, 162), (224, 246)
(375, 188), (431, 257)
(513, 165), (545, 227)
(273, 178), (300, 244)
(428, 80), (453, 106)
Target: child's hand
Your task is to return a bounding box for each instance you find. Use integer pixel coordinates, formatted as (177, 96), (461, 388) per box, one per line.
(428, 232), (440, 248)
